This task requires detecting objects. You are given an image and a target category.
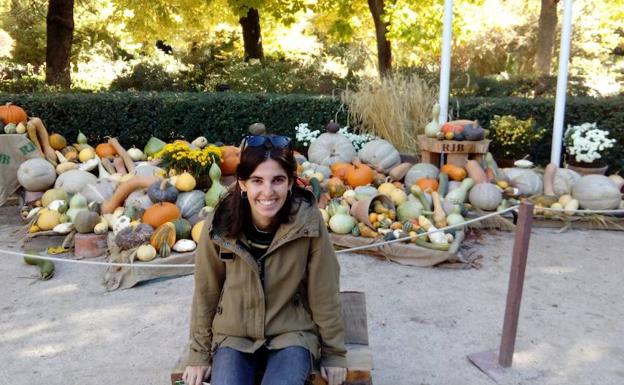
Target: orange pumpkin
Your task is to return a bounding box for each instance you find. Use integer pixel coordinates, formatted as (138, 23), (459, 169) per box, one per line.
(219, 146), (240, 176)
(142, 202), (181, 229)
(346, 161), (374, 187)
(415, 178), (439, 192)
(441, 164), (467, 181)
(0, 103), (27, 124)
(330, 162), (355, 182)
(95, 143), (117, 158)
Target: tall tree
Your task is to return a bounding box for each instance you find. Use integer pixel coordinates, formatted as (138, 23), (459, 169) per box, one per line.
(367, 0), (392, 76)
(534, 0), (559, 75)
(239, 7), (263, 61)
(46, 0), (74, 87)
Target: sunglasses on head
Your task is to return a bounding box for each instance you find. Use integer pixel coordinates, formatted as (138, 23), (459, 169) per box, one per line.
(243, 135), (292, 150)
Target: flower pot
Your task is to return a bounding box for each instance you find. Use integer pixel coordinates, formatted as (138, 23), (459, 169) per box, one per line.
(564, 156), (608, 176)
(350, 194), (395, 229)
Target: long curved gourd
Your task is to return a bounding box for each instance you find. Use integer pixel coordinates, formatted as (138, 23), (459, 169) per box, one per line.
(28, 118), (57, 163)
(101, 176), (160, 214)
(108, 137), (135, 173)
(543, 163), (558, 196)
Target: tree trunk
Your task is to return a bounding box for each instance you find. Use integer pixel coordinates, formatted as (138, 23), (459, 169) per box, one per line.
(239, 8), (264, 61)
(534, 0), (559, 76)
(46, 0), (74, 88)
(368, 0), (392, 77)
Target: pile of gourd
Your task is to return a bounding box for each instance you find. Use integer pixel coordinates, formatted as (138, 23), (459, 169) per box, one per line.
(16, 116), (238, 262)
(298, 126), (624, 249)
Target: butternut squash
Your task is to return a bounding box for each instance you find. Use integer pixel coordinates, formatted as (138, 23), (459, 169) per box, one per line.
(465, 160), (487, 184)
(431, 191), (447, 228)
(113, 157), (127, 174)
(108, 137), (135, 173)
(543, 163), (558, 197)
(101, 176), (160, 214)
(29, 118), (57, 164)
(25, 122), (44, 157)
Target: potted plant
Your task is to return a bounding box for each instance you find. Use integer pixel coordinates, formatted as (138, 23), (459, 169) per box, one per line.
(564, 122), (615, 175)
(488, 115), (546, 167)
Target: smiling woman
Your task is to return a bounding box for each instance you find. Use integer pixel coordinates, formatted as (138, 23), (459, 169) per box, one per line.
(183, 135), (348, 385)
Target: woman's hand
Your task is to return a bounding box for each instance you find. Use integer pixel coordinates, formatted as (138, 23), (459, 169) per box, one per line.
(321, 366), (347, 385)
(182, 365), (211, 385)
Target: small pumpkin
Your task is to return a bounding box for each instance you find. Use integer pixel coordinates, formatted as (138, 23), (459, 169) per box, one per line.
(219, 146), (241, 176)
(0, 103), (27, 124)
(176, 190), (206, 219)
(441, 164), (467, 181)
(66, 193), (89, 222)
(136, 244), (157, 262)
(142, 202), (181, 229)
(37, 210), (61, 231)
(415, 178), (439, 192)
(147, 179), (179, 203)
(61, 146), (79, 162)
(126, 147), (145, 161)
(330, 162), (355, 182)
(345, 161), (374, 187)
(191, 220), (205, 243)
(95, 143), (117, 158)
(173, 239), (197, 253)
(172, 218), (193, 240)
(78, 148), (96, 163)
(49, 133), (67, 151)
(468, 182), (503, 211)
(175, 172), (196, 192)
(74, 211), (101, 233)
(404, 163), (440, 188)
(41, 188), (68, 208)
(327, 177), (348, 198)
(150, 222), (177, 252)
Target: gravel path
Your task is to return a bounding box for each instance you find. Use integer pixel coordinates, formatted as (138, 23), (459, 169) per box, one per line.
(1, 204), (623, 385)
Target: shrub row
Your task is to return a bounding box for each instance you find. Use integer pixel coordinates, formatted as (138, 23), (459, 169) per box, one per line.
(1, 92), (622, 172)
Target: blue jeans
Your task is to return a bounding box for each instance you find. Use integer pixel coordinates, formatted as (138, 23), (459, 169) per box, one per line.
(211, 346), (311, 385)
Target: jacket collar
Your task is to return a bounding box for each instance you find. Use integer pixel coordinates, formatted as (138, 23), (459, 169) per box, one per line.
(205, 190), (320, 259)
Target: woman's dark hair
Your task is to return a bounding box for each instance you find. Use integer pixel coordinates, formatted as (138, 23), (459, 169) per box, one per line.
(212, 143), (311, 238)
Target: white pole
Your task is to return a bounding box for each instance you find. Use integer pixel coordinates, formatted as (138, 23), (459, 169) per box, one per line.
(550, 0), (574, 166)
(438, 0), (454, 124)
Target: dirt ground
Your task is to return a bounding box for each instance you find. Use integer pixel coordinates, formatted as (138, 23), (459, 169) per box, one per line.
(1, 203), (623, 385)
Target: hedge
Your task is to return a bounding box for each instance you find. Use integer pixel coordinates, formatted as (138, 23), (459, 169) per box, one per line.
(1, 92), (622, 172)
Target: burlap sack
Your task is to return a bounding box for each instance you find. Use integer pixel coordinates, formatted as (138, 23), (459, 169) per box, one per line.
(0, 134), (42, 206)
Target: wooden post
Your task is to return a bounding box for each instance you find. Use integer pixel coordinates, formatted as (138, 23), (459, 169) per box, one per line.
(498, 201), (534, 367)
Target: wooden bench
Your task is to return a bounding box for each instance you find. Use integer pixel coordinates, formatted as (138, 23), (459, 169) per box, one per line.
(170, 291), (373, 385)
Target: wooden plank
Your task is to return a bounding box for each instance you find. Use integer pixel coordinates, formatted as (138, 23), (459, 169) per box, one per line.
(170, 292), (372, 385)
(499, 201), (533, 367)
(341, 291), (368, 345)
(417, 135), (491, 154)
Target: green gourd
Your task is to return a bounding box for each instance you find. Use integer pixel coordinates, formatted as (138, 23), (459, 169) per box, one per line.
(446, 205), (465, 227)
(438, 172), (449, 198)
(67, 193), (89, 222)
(204, 162), (227, 208)
(409, 185), (431, 211)
(24, 254), (55, 280)
(424, 104), (441, 138)
(328, 206), (356, 234)
(445, 178), (475, 204)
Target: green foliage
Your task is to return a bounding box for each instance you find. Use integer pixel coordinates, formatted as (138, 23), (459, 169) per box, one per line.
(488, 115), (546, 159)
(109, 55), (351, 94)
(456, 96), (624, 173)
(0, 92), (621, 172)
(0, 92), (348, 150)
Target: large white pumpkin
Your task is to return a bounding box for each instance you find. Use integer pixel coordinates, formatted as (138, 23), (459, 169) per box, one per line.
(505, 168), (543, 196)
(307, 133), (357, 166)
(54, 169), (98, 195)
(358, 139), (401, 173)
(17, 158), (56, 192)
(553, 168), (581, 196)
(572, 175), (621, 210)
